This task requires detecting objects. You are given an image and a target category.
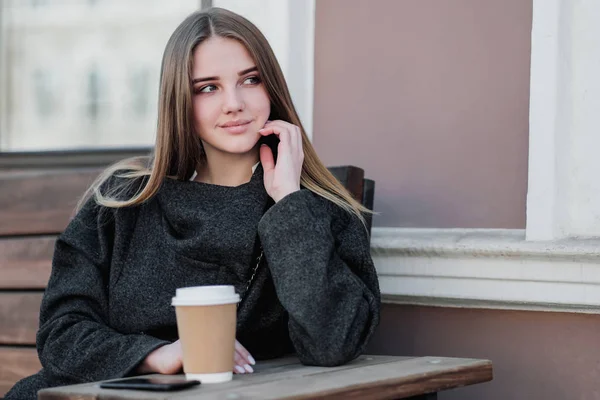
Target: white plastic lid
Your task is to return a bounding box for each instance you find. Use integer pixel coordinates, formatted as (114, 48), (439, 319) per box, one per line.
(171, 285), (240, 306)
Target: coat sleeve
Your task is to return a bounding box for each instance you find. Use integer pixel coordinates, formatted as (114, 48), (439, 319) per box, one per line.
(36, 196), (169, 383)
(257, 189), (381, 366)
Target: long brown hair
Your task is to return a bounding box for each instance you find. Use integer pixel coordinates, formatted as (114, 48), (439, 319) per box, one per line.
(82, 7), (371, 226)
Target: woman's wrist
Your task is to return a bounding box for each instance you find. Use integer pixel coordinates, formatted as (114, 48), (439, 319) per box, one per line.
(136, 343), (177, 374)
(136, 346), (163, 374)
(273, 187), (300, 203)
(135, 357), (154, 374)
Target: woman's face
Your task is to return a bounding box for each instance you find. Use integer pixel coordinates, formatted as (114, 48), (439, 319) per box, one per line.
(191, 36), (271, 157)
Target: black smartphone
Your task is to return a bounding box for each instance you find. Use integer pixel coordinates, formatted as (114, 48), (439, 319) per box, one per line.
(100, 377), (200, 391)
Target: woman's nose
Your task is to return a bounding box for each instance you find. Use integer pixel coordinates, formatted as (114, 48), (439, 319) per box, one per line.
(222, 88), (245, 113)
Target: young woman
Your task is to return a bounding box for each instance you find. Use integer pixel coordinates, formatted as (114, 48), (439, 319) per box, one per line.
(6, 7), (380, 399)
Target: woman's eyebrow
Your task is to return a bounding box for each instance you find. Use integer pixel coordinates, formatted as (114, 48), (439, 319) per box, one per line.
(192, 66), (258, 84)
(238, 66), (258, 76)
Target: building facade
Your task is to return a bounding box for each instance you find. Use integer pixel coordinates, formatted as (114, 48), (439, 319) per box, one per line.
(313, 1), (600, 399)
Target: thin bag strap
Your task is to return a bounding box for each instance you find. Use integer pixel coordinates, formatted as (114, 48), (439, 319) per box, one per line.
(237, 244), (263, 309)
(237, 197), (274, 309)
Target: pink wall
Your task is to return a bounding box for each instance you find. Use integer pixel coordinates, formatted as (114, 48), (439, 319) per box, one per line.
(313, 0), (531, 228)
(368, 304), (600, 399)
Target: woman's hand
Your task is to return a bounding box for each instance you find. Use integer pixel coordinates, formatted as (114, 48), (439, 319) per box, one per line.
(137, 339), (255, 375)
(259, 120), (304, 203)
(137, 340), (183, 375)
(233, 340), (256, 374)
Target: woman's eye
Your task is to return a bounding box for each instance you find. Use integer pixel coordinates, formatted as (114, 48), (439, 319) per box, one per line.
(197, 85), (217, 93)
(243, 76), (261, 85)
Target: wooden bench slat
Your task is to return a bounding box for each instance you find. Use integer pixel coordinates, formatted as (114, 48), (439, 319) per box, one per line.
(184, 356), (492, 400)
(0, 347), (41, 398)
(0, 293), (43, 345)
(0, 166), (369, 236)
(0, 169), (101, 236)
(0, 237), (55, 289)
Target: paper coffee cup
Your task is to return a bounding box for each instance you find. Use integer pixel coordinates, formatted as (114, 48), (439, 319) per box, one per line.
(172, 285), (240, 383)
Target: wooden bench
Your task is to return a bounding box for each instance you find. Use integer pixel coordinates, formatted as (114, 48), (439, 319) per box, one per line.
(0, 165), (374, 397)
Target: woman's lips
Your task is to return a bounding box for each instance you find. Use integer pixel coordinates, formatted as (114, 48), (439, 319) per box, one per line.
(219, 120), (252, 134)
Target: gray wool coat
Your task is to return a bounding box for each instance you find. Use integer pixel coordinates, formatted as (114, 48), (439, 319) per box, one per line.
(5, 165), (381, 400)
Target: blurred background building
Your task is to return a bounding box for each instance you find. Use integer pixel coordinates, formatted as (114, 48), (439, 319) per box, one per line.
(1, 0), (197, 150)
(0, 0), (313, 150)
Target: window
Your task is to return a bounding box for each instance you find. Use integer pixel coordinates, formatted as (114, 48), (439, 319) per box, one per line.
(0, 0), (315, 153)
(0, 0), (202, 151)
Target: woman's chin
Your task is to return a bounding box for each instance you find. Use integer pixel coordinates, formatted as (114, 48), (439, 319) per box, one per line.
(217, 143), (260, 155)
(202, 134), (261, 156)
(232, 138), (262, 152)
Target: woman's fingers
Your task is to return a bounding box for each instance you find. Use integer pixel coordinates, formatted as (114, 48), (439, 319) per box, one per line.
(278, 129), (290, 154)
(235, 340), (249, 360)
(259, 126), (292, 158)
(234, 350), (254, 373)
(258, 120), (303, 202)
(294, 126), (303, 160)
(259, 142), (275, 171)
(233, 340), (255, 374)
(234, 351), (251, 374)
(235, 340), (256, 365)
(233, 352), (253, 374)
(296, 127), (302, 154)
(297, 127), (303, 158)
(262, 121), (303, 158)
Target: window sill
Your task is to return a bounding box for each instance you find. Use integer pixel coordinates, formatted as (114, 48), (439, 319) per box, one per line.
(0, 147), (151, 171)
(371, 228), (600, 313)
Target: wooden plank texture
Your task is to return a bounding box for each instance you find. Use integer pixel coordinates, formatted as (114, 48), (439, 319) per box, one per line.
(0, 236), (55, 289)
(220, 356), (493, 400)
(0, 166), (366, 236)
(37, 356), (405, 400)
(0, 347), (41, 398)
(0, 292), (43, 345)
(38, 356), (493, 400)
(0, 168), (101, 235)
